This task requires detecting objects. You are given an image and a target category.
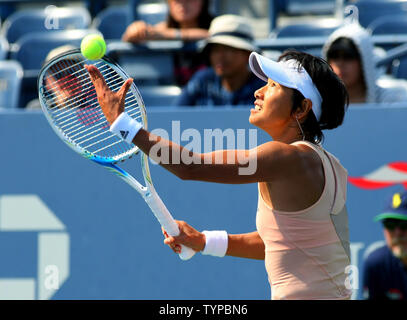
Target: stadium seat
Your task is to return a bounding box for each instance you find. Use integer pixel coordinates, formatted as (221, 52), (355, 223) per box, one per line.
(271, 21), (341, 38)
(107, 42), (177, 85)
(91, 6), (131, 41)
(117, 52), (174, 85)
(10, 29), (102, 108)
(352, 0), (407, 28)
(367, 14), (407, 35)
(283, 0), (337, 15)
(392, 57), (407, 80)
(138, 85), (181, 107)
(25, 98), (41, 110)
(93, 3), (168, 41)
(10, 29), (102, 77)
(0, 3), (15, 21)
(0, 7), (91, 44)
(0, 36), (8, 60)
(0, 60), (23, 109)
(136, 3), (168, 25)
(269, 0), (337, 31)
(377, 75), (407, 100)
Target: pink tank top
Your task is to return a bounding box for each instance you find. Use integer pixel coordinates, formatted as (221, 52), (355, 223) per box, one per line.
(256, 141), (352, 300)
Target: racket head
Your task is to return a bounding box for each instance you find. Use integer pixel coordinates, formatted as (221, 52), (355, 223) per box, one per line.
(38, 48), (147, 164)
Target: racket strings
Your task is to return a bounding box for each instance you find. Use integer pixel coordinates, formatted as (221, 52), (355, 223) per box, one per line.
(55, 79), (139, 126)
(53, 72), (133, 126)
(73, 101), (141, 144)
(46, 61), (140, 127)
(44, 59), (93, 102)
(46, 62), (111, 116)
(57, 88), (141, 148)
(63, 97), (140, 139)
(44, 61), (124, 155)
(78, 106), (142, 150)
(59, 97), (141, 155)
(68, 98), (139, 138)
(40, 53), (143, 159)
(45, 57), (88, 83)
(46, 66), (115, 113)
(68, 104), (141, 144)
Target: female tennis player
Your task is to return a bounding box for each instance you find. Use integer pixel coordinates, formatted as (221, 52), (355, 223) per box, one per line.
(85, 50), (351, 300)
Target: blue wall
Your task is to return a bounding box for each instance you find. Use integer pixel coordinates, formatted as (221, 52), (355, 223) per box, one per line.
(1, 104), (407, 300)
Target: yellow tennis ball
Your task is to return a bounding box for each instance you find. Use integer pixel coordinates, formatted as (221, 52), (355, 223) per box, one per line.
(81, 34), (106, 60)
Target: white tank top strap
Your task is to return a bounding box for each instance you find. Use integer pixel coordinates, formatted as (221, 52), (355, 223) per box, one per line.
(290, 140), (324, 155)
(290, 140), (338, 214)
(291, 140), (348, 215)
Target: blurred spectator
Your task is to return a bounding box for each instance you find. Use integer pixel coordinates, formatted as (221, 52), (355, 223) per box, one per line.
(363, 190), (407, 300)
(175, 14), (263, 106)
(322, 23), (407, 104)
(122, 0), (212, 42)
(123, 0), (214, 86)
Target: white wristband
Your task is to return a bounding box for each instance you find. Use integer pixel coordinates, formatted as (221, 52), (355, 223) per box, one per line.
(201, 230), (228, 257)
(109, 112), (142, 144)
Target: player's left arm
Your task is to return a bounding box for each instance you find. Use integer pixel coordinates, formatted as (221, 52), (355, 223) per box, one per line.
(133, 128), (305, 184)
(86, 64), (309, 184)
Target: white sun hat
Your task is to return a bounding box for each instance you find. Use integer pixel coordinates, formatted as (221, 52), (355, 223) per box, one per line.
(200, 14), (259, 53)
(249, 52), (323, 121)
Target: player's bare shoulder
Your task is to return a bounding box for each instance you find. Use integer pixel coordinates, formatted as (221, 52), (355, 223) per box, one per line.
(253, 141), (319, 182)
(292, 143), (324, 172)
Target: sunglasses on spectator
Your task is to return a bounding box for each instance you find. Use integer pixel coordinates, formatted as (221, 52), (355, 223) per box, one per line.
(383, 219), (407, 231)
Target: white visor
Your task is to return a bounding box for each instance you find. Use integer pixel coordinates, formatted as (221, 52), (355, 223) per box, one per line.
(249, 52), (323, 121)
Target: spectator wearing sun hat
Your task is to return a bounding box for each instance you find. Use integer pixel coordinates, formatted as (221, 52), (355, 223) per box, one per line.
(362, 190), (407, 300)
(175, 14), (264, 106)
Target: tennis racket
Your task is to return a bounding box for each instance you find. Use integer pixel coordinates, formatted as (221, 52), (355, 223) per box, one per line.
(38, 48), (195, 260)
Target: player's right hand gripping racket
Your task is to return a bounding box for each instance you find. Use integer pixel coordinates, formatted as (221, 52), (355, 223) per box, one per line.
(38, 48), (196, 260)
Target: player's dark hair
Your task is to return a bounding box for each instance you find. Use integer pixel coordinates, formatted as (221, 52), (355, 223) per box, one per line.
(278, 50), (349, 144)
(167, 0), (213, 29)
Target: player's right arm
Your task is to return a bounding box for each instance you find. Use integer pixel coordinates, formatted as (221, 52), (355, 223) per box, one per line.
(163, 221), (265, 260)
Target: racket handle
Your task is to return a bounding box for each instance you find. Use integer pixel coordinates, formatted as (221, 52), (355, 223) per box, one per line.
(178, 244), (196, 260)
(145, 193), (196, 261)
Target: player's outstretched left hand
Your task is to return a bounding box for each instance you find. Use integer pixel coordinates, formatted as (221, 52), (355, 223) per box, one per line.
(85, 64), (133, 125)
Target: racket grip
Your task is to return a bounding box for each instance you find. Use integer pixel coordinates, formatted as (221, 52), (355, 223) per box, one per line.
(178, 244), (196, 260)
(145, 193), (196, 261)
